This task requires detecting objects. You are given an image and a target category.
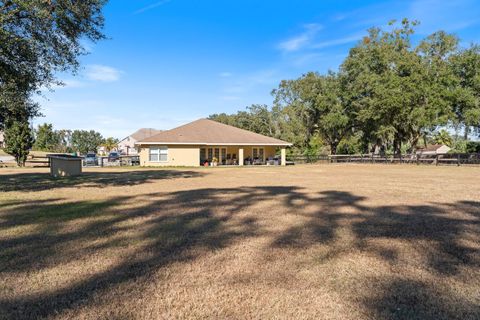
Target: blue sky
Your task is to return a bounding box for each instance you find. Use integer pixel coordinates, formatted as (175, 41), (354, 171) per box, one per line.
(35, 0), (480, 139)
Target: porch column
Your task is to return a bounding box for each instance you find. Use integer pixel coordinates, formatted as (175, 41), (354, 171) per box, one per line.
(281, 148), (286, 166)
(239, 148), (244, 166)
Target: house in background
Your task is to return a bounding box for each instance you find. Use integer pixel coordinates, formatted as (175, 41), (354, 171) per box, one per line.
(136, 118), (291, 167)
(416, 144), (451, 155)
(0, 130), (4, 148)
(118, 128), (162, 155)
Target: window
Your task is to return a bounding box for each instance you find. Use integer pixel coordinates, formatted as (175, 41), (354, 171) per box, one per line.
(200, 148), (206, 162)
(149, 147), (168, 162)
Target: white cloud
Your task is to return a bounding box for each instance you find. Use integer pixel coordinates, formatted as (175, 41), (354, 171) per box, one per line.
(312, 33), (364, 49)
(134, 0), (171, 14)
(86, 65), (122, 82)
(278, 23), (323, 52)
(62, 79), (85, 88)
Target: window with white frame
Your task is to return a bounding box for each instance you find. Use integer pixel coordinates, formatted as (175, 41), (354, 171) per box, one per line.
(149, 147), (168, 162)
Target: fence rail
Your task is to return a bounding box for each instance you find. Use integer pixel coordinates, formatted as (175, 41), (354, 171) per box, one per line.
(82, 155), (140, 167)
(287, 153), (480, 166)
(25, 156), (50, 167)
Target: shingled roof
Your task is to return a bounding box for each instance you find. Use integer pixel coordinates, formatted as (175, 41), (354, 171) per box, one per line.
(136, 119), (291, 146)
(128, 128), (162, 141)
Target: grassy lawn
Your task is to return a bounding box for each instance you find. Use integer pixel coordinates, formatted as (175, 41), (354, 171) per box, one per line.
(0, 164), (479, 319)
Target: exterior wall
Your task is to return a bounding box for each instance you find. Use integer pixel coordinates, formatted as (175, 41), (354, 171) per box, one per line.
(0, 130), (4, 148)
(50, 157), (82, 177)
(140, 145), (200, 166)
(139, 144), (285, 167)
(118, 136), (138, 155)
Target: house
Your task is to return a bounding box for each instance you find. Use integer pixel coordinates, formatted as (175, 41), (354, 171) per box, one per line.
(118, 128), (162, 155)
(416, 144), (451, 155)
(135, 119), (292, 166)
(0, 130), (4, 148)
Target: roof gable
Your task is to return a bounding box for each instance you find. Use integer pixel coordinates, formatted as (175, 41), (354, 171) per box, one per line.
(137, 119), (291, 146)
(123, 128), (162, 142)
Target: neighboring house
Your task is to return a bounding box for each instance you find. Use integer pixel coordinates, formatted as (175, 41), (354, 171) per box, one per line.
(136, 118), (292, 167)
(0, 130), (4, 148)
(118, 128), (162, 155)
(416, 144), (451, 155)
(98, 146), (116, 155)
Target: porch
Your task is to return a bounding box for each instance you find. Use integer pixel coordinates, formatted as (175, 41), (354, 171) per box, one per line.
(199, 146), (286, 166)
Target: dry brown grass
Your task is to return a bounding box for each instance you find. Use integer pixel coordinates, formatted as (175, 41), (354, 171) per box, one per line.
(0, 164), (479, 319)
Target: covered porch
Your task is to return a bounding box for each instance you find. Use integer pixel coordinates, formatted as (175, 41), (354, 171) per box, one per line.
(199, 145), (287, 166)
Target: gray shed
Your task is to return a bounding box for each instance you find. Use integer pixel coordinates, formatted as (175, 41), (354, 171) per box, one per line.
(48, 155), (82, 177)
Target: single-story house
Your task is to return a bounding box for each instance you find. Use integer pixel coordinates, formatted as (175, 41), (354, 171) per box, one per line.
(135, 119), (292, 166)
(416, 144), (451, 155)
(118, 128), (162, 155)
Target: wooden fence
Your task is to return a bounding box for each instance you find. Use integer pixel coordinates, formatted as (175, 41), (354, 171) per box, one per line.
(83, 155), (140, 167)
(25, 156), (50, 167)
(21, 155), (141, 168)
(288, 153), (480, 166)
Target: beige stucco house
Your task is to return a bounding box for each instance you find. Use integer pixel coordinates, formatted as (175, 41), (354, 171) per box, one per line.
(136, 119), (291, 167)
(118, 128), (162, 155)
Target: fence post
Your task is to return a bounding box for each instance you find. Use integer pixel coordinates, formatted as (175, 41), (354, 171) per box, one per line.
(435, 154), (438, 166)
(457, 154), (460, 166)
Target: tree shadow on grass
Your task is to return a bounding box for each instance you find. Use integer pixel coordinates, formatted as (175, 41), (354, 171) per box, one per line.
(272, 191), (367, 248)
(362, 278), (480, 320)
(268, 190), (480, 319)
(0, 186), (305, 319)
(0, 169), (206, 192)
(0, 187), (478, 319)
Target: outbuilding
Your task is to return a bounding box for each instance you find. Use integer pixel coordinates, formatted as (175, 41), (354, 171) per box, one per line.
(48, 154), (82, 177)
(136, 119), (291, 166)
(416, 144), (451, 155)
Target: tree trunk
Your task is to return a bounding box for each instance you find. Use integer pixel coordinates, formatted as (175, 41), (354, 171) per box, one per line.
(330, 143), (338, 155)
(393, 137), (401, 157)
(464, 125), (469, 140)
(409, 133), (421, 154)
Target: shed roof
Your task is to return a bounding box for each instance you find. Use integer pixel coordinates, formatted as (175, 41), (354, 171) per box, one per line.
(137, 119), (291, 146)
(419, 144), (449, 152)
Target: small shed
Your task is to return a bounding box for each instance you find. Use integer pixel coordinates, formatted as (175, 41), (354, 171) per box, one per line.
(48, 154), (82, 177)
(416, 144), (451, 155)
